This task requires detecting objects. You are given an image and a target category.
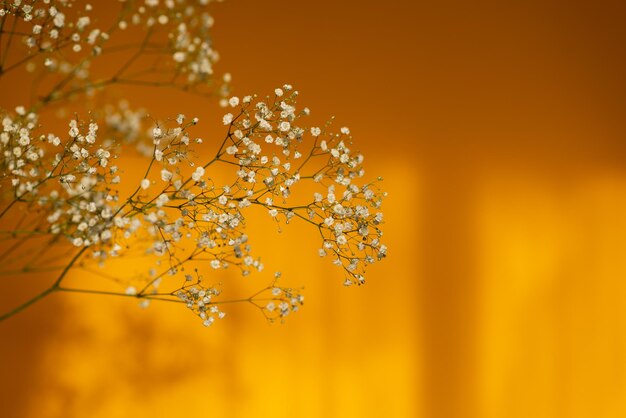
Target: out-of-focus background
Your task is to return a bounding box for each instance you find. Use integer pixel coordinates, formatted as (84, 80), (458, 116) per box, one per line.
(2, 0), (626, 417)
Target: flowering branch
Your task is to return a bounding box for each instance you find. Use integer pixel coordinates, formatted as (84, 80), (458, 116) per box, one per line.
(0, 0), (387, 328)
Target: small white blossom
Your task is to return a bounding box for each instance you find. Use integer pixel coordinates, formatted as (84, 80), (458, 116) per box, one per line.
(228, 97), (239, 107)
(191, 166), (205, 182)
(53, 12), (65, 28)
(160, 169), (172, 182)
(156, 193), (169, 207)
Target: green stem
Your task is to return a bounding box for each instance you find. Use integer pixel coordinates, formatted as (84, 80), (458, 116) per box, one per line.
(0, 247), (86, 322)
(0, 198), (18, 220)
(0, 286), (56, 321)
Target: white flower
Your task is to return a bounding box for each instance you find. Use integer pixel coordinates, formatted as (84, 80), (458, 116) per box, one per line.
(141, 179), (150, 190)
(222, 113), (233, 125)
(191, 166), (205, 182)
(77, 16), (90, 30)
(311, 127), (321, 137)
(210, 259), (221, 269)
(333, 204), (344, 215)
(125, 286), (137, 296)
(341, 127), (350, 135)
(156, 193), (169, 207)
(258, 120), (271, 131)
(160, 169), (172, 182)
(53, 12), (65, 28)
(173, 51), (186, 63)
(228, 97), (239, 107)
(279, 121), (290, 132)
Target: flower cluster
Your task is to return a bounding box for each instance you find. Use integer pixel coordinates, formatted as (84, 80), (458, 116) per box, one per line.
(209, 86), (388, 285)
(1, 108), (120, 248)
(0, 0), (229, 107)
(118, 85), (388, 290)
(175, 278), (225, 327)
(116, 0), (227, 85)
(174, 275), (304, 327)
(0, 0), (386, 328)
(0, 0), (106, 56)
(259, 278), (305, 323)
(0, 83), (387, 326)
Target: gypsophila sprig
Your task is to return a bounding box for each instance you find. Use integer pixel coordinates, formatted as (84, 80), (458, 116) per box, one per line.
(0, 1), (386, 328)
(0, 0), (230, 109)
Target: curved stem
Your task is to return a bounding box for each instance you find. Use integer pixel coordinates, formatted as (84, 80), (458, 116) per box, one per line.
(0, 286), (56, 321)
(0, 197), (18, 220)
(51, 247), (86, 288)
(0, 247), (86, 322)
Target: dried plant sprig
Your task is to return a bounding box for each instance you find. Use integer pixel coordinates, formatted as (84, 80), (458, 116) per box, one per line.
(0, 0), (230, 110)
(0, 0), (387, 328)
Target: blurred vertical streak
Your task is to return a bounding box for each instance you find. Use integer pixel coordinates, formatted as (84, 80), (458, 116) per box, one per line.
(419, 159), (478, 418)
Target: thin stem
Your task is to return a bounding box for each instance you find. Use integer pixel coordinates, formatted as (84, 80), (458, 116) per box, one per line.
(57, 287), (280, 307)
(0, 265), (66, 276)
(0, 12), (6, 71)
(0, 247), (86, 322)
(0, 286), (56, 321)
(52, 247), (87, 287)
(0, 14), (17, 71)
(0, 197), (18, 220)
(57, 287), (181, 304)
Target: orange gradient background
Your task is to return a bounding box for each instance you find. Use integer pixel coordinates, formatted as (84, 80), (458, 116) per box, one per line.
(2, 0), (626, 417)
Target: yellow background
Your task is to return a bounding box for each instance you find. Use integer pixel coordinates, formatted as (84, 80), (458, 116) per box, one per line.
(2, 0), (626, 417)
